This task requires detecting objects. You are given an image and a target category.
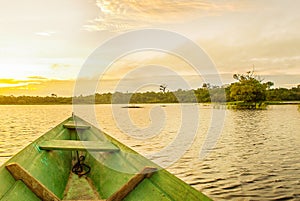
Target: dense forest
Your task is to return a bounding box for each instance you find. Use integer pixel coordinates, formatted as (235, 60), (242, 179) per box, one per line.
(0, 85), (299, 105)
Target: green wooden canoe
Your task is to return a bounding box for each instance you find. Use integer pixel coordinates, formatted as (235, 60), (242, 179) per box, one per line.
(0, 115), (211, 201)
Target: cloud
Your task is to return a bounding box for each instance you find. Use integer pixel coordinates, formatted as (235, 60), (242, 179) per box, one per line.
(50, 63), (71, 69)
(27, 76), (48, 80)
(0, 79), (23, 85)
(195, 3), (300, 76)
(0, 78), (75, 96)
(0, 78), (40, 88)
(84, 0), (244, 32)
(34, 31), (56, 37)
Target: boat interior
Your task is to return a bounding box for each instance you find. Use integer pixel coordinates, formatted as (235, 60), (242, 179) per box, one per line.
(0, 116), (210, 201)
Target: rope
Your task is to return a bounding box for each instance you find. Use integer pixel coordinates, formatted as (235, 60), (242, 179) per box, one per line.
(72, 151), (91, 176)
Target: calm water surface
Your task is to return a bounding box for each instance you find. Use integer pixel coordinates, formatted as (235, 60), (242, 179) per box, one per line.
(0, 104), (299, 200)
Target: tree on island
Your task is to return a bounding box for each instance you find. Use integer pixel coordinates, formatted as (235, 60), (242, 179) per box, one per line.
(228, 70), (273, 108)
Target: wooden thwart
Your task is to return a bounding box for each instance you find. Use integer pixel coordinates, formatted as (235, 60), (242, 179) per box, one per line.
(63, 123), (90, 130)
(5, 163), (60, 201)
(39, 140), (119, 152)
(107, 167), (157, 201)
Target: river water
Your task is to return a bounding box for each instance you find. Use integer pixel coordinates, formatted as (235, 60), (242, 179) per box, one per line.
(0, 104), (299, 200)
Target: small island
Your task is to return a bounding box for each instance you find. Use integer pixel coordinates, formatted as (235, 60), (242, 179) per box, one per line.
(121, 105), (143, 108)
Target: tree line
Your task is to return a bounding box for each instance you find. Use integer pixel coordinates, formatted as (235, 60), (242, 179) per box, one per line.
(0, 71), (299, 105)
(0, 84), (299, 105)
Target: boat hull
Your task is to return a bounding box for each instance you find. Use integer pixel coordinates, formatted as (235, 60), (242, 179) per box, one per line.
(0, 116), (211, 201)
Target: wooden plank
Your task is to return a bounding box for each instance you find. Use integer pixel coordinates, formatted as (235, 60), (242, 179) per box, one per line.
(5, 163), (61, 201)
(39, 140), (119, 152)
(107, 167), (157, 201)
(63, 123), (90, 130)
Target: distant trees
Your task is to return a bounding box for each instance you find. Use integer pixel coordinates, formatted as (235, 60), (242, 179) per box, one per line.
(0, 73), (298, 105)
(194, 88), (211, 102)
(266, 87), (300, 101)
(0, 95), (72, 105)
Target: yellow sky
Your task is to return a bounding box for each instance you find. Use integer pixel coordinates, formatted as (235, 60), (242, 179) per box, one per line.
(0, 0), (299, 96)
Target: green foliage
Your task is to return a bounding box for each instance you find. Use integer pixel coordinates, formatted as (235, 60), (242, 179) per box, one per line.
(194, 88), (211, 102)
(228, 71), (267, 103)
(266, 87), (300, 101)
(0, 87), (225, 104)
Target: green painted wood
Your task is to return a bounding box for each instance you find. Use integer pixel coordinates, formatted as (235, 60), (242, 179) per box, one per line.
(86, 153), (136, 199)
(39, 140), (119, 152)
(63, 122), (90, 130)
(149, 169), (212, 201)
(123, 179), (172, 201)
(0, 181), (40, 201)
(0, 117), (73, 200)
(5, 163), (61, 201)
(107, 167), (157, 201)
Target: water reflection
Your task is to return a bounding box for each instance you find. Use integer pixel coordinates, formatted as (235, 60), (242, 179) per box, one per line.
(0, 104), (299, 200)
(175, 105), (300, 200)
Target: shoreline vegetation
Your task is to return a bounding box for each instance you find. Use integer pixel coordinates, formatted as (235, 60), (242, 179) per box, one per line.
(0, 71), (299, 109)
(0, 88), (299, 106)
(0, 95), (299, 106)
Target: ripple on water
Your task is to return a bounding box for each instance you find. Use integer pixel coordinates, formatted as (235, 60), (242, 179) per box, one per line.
(0, 104), (300, 200)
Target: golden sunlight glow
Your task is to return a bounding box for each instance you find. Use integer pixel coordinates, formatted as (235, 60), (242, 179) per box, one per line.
(0, 0), (299, 96)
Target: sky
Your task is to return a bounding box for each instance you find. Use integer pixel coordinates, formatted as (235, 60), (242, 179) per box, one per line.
(0, 0), (299, 96)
